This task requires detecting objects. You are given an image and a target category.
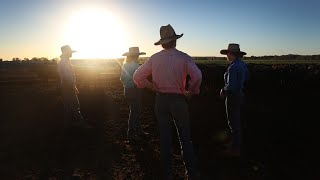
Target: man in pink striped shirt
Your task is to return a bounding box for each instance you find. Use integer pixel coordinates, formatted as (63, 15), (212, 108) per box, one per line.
(133, 24), (202, 180)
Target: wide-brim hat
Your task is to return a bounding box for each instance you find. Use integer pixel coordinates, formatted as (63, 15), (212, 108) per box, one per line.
(122, 47), (146, 56)
(220, 43), (247, 55)
(154, 24), (183, 45)
(61, 45), (76, 55)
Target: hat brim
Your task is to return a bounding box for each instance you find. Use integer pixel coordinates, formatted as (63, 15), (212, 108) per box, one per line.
(220, 50), (246, 55)
(122, 52), (146, 56)
(62, 50), (77, 55)
(154, 34), (183, 46)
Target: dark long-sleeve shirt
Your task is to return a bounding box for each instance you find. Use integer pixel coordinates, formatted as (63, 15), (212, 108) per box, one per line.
(223, 58), (249, 96)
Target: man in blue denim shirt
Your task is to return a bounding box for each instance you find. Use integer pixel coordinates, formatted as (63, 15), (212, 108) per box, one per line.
(120, 47), (148, 143)
(220, 43), (249, 157)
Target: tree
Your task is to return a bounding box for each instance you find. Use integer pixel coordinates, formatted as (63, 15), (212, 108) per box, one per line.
(31, 57), (39, 61)
(51, 58), (59, 64)
(12, 58), (21, 61)
(40, 57), (49, 61)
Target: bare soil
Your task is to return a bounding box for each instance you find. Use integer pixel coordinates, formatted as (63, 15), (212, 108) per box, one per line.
(0, 63), (319, 179)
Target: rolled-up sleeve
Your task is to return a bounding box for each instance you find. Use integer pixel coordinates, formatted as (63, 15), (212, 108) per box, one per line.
(133, 59), (152, 88)
(186, 59), (202, 94)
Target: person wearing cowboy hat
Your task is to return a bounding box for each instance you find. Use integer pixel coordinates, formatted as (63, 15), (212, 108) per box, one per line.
(120, 47), (148, 143)
(133, 24), (202, 179)
(219, 43), (249, 157)
(57, 45), (91, 129)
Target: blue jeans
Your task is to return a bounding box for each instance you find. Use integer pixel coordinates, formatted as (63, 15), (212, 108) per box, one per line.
(61, 85), (84, 127)
(124, 87), (143, 140)
(155, 93), (199, 179)
(225, 94), (243, 150)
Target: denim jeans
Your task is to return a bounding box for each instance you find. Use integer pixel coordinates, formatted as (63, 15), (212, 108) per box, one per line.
(155, 93), (199, 179)
(124, 87), (143, 140)
(61, 85), (84, 127)
(225, 94), (243, 150)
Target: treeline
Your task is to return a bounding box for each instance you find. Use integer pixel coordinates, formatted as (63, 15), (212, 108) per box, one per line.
(193, 57), (227, 60)
(193, 54), (320, 61)
(0, 57), (58, 64)
(245, 54), (320, 61)
(1, 54), (320, 63)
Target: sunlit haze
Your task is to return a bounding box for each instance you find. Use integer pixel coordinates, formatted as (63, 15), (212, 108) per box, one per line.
(0, 0), (319, 60)
(64, 8), (128, 59)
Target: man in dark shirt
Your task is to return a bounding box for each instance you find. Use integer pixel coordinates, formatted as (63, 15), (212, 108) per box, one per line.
(220, 43), (249, 157)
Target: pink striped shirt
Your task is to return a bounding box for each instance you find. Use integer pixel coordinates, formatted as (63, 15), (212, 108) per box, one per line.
(133, 48), (202, 94)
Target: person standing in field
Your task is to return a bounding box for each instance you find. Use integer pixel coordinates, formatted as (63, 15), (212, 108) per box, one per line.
(133, 24), (202, 180)
(57, 45), (91, 129)
(219, 43), (249, 157)
(120, 47), (149, 144)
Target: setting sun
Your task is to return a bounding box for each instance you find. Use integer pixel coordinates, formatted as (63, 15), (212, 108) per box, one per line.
(64, 8), (128, 59)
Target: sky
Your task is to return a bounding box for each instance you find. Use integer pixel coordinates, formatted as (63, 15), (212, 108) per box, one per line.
(0, 0), (319, 60)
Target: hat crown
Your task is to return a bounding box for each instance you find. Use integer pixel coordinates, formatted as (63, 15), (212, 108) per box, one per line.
(160, 24), (177, 39)
(122, 46), (146, 56)
(227, 43), (241, 52)
(220, 43), (246, 55)
(128, 47), (140, 54)
(61, 45), (75, 54)
(61, 45), (71, 52)
(154, 24), (183, 45)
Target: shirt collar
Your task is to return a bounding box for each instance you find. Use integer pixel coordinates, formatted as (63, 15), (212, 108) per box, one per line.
(230, 58), (240, 64)
(60, 55), (70, 61)
(162, 47), (177, 54)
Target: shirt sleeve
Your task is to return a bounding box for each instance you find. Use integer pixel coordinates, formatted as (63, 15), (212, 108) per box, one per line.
(58, 64), (68, 83)
(186, 58), (202, 94)
(120, 64), (126, 83)
(133, 58), (152, 88)
(224, 65), (242, 94)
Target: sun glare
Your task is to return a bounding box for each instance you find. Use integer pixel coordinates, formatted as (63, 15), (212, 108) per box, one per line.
(64, 8), (128, 59)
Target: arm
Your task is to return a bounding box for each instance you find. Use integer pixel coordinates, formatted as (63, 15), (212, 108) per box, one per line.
(186, 58), (202, 95)
(120, 64), (126, 83)
(224, 65), (241, 95)
(133, 59), (157, 91)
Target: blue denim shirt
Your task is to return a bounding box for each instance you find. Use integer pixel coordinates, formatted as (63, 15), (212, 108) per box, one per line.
(120, 61), (140, 88)
(223, 58), (249, 96)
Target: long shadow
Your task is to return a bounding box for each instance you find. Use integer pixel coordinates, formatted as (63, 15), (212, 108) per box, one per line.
(130, 139), (162, 180)
(0, 90), (122, 179)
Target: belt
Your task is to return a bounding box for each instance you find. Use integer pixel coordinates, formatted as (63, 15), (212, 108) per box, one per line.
(156, 92), (185, 98)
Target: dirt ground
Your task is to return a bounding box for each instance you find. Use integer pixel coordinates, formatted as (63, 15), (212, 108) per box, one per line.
(0, 63), (320, 179)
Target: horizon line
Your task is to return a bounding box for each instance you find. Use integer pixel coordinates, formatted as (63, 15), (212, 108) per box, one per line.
(2, 54), (320, 61)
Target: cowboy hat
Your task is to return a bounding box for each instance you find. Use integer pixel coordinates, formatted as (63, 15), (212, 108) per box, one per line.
(122, 47), (146, 56)
(220, 43), (247, 55)
(154, 24), (183, 45)
(61, 45), (76, 55)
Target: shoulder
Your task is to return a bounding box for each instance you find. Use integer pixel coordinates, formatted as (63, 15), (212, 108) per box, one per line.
(175, 49), (190, 57)
(228, 63), (236, 71)
(236, 59), (247, 68)
(149, 51), (162, 59)
(122, 62), (130, 69)
(57, 60), (65, 68)
(143, 53), (158, 64)
(133, 62), (140, 68)
(174, 49), (193, 63)
(231, 60), (247, 71)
